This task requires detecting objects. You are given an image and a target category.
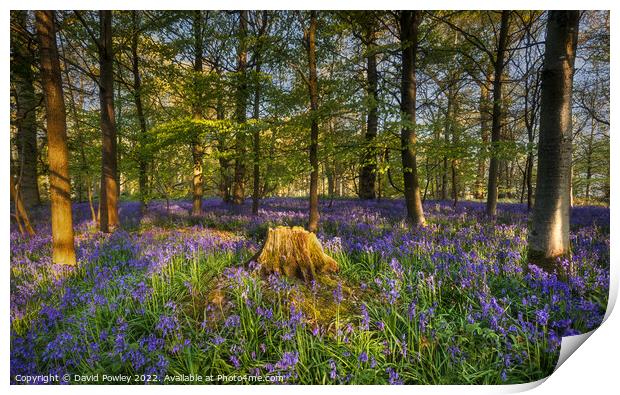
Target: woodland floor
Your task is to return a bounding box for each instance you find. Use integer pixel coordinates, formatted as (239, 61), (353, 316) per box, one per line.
(10, 198), (610, 384)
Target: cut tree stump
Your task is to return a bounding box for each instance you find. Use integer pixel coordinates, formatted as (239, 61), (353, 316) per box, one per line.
(250, 226), (338, 282)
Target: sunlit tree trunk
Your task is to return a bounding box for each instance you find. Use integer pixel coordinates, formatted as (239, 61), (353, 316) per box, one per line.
(528, 10), (579, 272)
(486, 11), (510, 217)
(306, 11), (320, 232)
(35, 10), (76, 265)
(233, 10), (248, 205)
(399, 11), (425, 226)
(98, 10), (119, 232)
(191, 10), (205, 216)
(359, 26), (378, 200)
(11, 11), (40, 208)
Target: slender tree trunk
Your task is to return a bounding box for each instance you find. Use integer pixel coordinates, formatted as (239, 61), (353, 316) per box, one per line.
(131, 11), (149, 211)
(422, 156), (430, 203)
(251, 60), (262, 215)
(116, 82), (122, 199)
(11, 175), (35, 236)
(528, 11), (579, 272)
(585, 118), (595, 203)
(526, 150), (534, 209)
(87, 179), (97, 223)
(233, 10), (248, 205)
(252, 11), (269, 216)
(359, 27), (378, 200)
(520, 160), (527, 203)
(475, 80), (491, 199)
(36, 10), (76, 265)
(399, 11), (426, 226)
(441, 156), (449, 200)
(214, 73), (233, 203)
(191, 10), (205, 216)
(11, 11), (40, 208)
(98, 10), (119, 232)
(441, 94), (450, 202)
(307, 11), (320, 232)
(486, 11), (510, 217)
(446, 75), (460, 207)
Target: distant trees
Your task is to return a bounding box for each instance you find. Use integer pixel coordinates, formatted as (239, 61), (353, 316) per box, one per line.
(10, 10), (609, 245)
(528, 11), (580, 272)
(35, 10), (76, 265)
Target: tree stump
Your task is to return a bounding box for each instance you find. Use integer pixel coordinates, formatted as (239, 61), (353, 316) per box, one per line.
(251, 226), (338, 282)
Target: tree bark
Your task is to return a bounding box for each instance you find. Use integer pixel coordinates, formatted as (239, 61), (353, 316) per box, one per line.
(11, 11), (40, 208)
(584, 118), (595, 203)
(307, 11), (320, 232)
(214, 66), (233, 203)
(98, 10), (119, 232)
(359, 26), (378, 200)
(252, 11), (269, 216)
(251, 61), (261, 215)
(131, 11), (149, 211)
(475, 80), (491, 199)
(528, 11), (579, 272)
(191, 10), (205, 216)
(233, 10), (248, 205)
(399, 11), (425, 226)
(11, 175), (35, 236)
(36, 10), (76, 265)
(486, 11), (510, 217)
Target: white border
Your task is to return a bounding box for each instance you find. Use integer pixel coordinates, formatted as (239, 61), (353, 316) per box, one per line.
(2, 1), (618, 394)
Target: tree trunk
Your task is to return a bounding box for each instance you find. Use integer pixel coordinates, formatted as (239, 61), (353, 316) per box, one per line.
(359, 27), (378, 200)
(191, 10), (205, 216)
(215, 77), (233, 203)
(98, 10), (119, 232)
(233, 10), (248, 205)
(131, 11), (149, 211)
(251, 61), (261, 215)
(486, 11), (510, 217)
(585, 118), (595, 203)
(399, 11), (425, 226)
(441, 156), (449, 200)
(475, 80), (491, 199)
(528, 11), (579, 272)
(446, 74), (460, 207)
(250, 226), (338, 282)
(11, 175), (35, 236)
(36, 10), (76, 265)
(307, 11), (320, 232)
(11, 11), (40, 208)
(87, 179), (97, 223)
(252, 11), (269, 216)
